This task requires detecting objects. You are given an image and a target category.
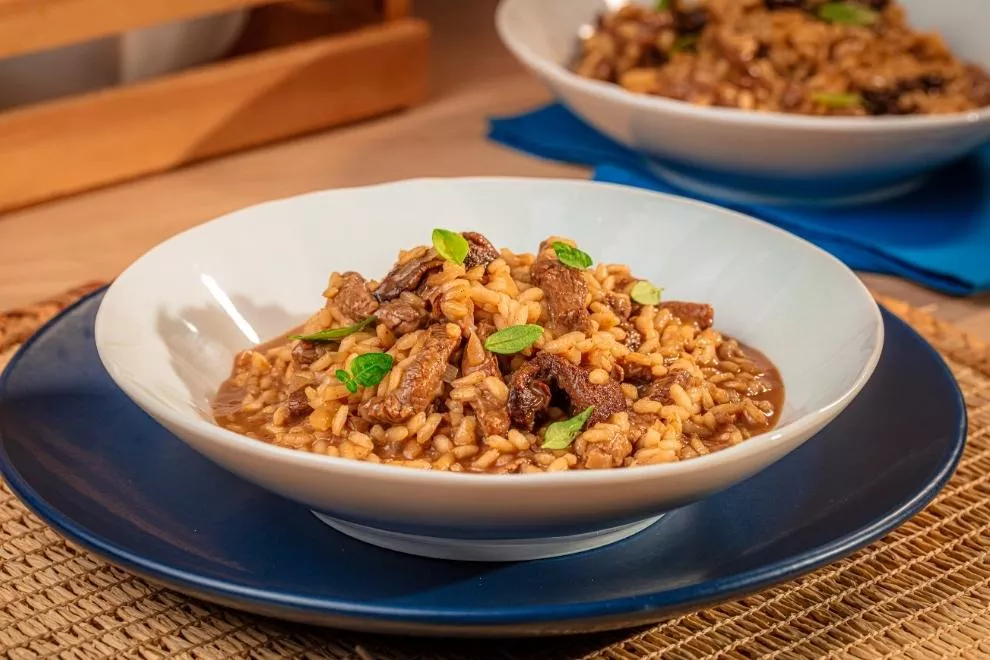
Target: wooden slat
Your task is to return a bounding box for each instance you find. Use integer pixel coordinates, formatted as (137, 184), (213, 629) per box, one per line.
(0, 18), (430, 212)
(0, 0), (290, 59)
(382, 0), (412, 20)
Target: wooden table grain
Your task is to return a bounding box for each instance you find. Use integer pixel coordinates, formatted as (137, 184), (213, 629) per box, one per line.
(0, 0), (987, 339)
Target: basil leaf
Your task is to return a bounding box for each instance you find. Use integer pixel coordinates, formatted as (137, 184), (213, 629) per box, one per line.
(432, 229), (470, 265)
(817, 2), (879, 26)
(541, 406), (595, 450)
(483, 324), (544, 355)
(655, 0), (671, 10)
(291, 316), (376, 342)
(349, 352), (395, 388)
(672, 34), (699, 53)
(552, 241), (593, 270)
(811, 91), (863, 108)
(630, 280), (663, 306)
(335, 369), (358, 394)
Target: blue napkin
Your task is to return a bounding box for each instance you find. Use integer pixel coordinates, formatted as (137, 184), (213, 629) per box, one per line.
(488, 103), (990, 296)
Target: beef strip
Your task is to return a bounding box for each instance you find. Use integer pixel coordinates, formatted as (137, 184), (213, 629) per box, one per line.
(508, 352), (626, 430)
(292, 340), (330, 367)
(475, 319), (497, 342)
(623, 324), (643, 351)
(374, 251), (445, 303)
(334, 272), (379, 321)
(645, 369), (692, 405)
(462, 232), (500, 270)
(861, 87), (915, 116)
(416, 278), (445, 321)
(660, 301), (715, 330)
(460, 332), (510, 437)
(604, 292), (632, 320)
(376, 299), (429, 334)
(507, 361), (552, 430)
(285, 389), (311, 419)
(360, 324), (461, 424)
(531, 258), (592, 334)
(619, 357), (654, 384)
(673, 1), (708, 33)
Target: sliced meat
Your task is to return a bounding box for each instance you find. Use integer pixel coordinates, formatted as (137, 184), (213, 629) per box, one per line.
(861, 87), (914, 116)
(475, 319), (497, 342)
(604, 292), (632, 320)
(334, 272), (379, 321)
(646, 369), (692, 405)
(360, 324), (461, 424)
(416, 279), (445, 321)
(292, 340), (330, 368)
(623, 324), (643, 351)
(532, 258), (592, 334)
(285, 389), (311, 419)
(377, 300), (428, 334)
(508, 352), (626, 430)
(462, 232), (500, 270)
(620, 357), (653, 384)
(374, 250), (444, 303)
(460, 332), (510, 437)
(661, 301), (715, 330)
(507, 360), (552, 430)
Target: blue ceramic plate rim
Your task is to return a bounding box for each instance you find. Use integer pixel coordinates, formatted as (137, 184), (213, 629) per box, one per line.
(0, 288), (968, 629)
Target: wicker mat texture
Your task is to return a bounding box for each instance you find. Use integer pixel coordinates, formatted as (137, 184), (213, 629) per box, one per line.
(1, 284), (989, 660)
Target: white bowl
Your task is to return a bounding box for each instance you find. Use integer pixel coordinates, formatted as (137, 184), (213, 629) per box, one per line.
(495, 0), (990, 206)
(95, 178), (883, 561)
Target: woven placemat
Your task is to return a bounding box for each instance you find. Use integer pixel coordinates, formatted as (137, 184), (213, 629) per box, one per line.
(1, 284), (988, 660)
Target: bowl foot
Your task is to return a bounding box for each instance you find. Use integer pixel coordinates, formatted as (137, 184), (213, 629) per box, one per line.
(311, 512), (663, 561)
(646, 160), (929, 208)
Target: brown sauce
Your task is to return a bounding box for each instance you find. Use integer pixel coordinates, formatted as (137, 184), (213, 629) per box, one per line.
(738, 341), (785, 429)
(213, 332), (786, 469)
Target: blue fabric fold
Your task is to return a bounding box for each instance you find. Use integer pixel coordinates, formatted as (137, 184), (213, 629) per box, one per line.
(488, 103), (990, 296)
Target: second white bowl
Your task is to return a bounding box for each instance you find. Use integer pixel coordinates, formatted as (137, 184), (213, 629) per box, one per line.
(496, 0), (990, 206)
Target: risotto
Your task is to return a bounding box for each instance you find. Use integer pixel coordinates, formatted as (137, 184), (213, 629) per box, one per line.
(214, 231), (784, 473)
(572, 0), (990, 116)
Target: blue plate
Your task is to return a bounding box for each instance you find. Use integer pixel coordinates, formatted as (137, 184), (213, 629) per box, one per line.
(0, 291), (966, 636)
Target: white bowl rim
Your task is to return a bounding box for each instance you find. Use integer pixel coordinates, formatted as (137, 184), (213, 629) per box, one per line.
(96, 176), (885, 487)
(494, 0), (990, 132)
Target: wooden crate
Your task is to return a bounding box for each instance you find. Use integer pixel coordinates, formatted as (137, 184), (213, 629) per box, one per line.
(0, 0), (429, 213)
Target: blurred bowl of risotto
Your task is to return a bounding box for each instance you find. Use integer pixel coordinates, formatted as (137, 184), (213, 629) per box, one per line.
(95, 178), (883, 561)
(496, 0), (990, 206)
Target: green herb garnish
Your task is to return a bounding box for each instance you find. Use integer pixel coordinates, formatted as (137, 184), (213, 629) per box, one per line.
(672, 34), (700, 52)
(432, 228), (470, 265)
(817, 2), (879, 26)
(811, 91), (863, 108)
(552, 241), (593, 270)
(335, 369), (359, 394)
(336, 352), (394, 393)
(291, 316), (376, 342)
(655, 0), (671, 10)
(630, 280), (663, 306)
(483, 324), (544, 355)
(542, 406), (595, 450)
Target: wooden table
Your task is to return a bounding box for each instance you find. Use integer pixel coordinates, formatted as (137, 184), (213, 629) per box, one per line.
(1, 0), (987, 339)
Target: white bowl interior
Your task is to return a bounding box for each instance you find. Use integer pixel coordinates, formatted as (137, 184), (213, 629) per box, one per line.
(503, 0), (990, 74)
(96, 178), (881, 440)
